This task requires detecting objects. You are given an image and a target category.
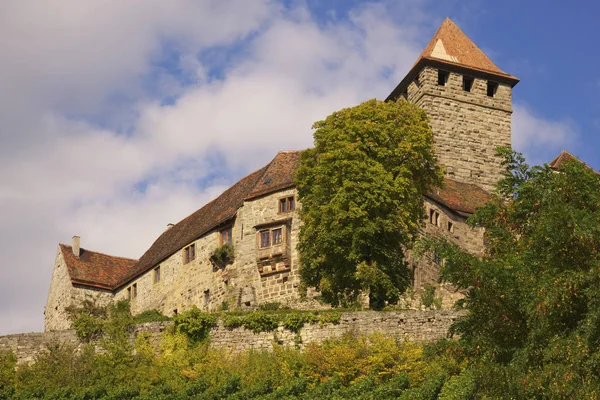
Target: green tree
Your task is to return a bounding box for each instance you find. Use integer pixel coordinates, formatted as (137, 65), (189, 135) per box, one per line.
(437, 149), (600, 398)
(296, 99), (442, 308)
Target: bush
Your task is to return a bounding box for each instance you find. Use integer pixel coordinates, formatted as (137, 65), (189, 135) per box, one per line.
(421, 285), (436, 309)
(210, 244), (234, 268)
(134, 309), (171, 324)
(240, 312), (279, 333)
(172, 306), (217, 344)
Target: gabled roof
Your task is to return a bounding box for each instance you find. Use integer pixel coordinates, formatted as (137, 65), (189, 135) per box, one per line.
(426, 178), (491, 216)
(59, 244), (137, 291)
(549, 150), (599, 175)
(387, 18), (519, 101)
(117, 151), (303, 288)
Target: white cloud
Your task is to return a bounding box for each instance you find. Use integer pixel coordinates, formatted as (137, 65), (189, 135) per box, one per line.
(512, 103), (578, 166)
(0, 1), (426, 334)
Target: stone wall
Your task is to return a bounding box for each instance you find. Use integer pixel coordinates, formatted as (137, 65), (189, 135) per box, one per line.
(113, 188), (317, 319)
(1, 310), (464, 364)
(406, 66), (512, 192)
(45, 249), (114, 332)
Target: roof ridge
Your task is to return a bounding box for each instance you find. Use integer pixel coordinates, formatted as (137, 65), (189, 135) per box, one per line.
(59, 243), (138, 261)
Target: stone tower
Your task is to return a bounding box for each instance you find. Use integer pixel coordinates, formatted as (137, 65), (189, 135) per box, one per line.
(387, 18), (519, 191)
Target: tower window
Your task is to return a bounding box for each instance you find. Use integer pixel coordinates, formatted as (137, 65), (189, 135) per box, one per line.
(487, 81), (498, 97)
(462, 76), (473, 92)
(447, 221), (454, 233)
(437, 70), (449, 86)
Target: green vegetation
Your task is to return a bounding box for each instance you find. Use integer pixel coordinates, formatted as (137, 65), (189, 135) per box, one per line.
(296, 99), (442, 308)
(210, 244), (235, 268)
(431, 149), (600, 398)
(0, 333), (470, 399)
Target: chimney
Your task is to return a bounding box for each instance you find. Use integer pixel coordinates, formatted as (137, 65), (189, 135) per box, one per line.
(166, 223), (174, 231)
(72, 236), (80, 257)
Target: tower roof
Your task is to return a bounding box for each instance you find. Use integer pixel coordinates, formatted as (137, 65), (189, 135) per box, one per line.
(387, 18), (519, 101)
(417, 18), (507, 75)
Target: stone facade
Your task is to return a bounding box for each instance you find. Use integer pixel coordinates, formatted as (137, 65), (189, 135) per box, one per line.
(113, 188), (309, 318)
(45, 249), (114, 331)
(403, 66), (512, 192)
(2, 310), (465, 364)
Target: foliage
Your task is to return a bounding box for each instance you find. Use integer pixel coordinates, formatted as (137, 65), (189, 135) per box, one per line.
(434, 148), (600, 397)
(133, 309), (170, 324)
(66, 299), (107, 342)
(282, 313), (317, 333)
(210, 244), (234, 268)
(420, 285), (436, 309)
(172, 306), (217, 344)
(0, 351), (16, 399)
(258, 302), (283, 311)
(296, 99), (442, 308)
(222, 310), (341, 334)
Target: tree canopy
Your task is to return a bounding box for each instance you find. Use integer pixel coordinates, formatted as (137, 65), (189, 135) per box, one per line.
(436, 149), (600, 398)
(296, 99), (442, 308)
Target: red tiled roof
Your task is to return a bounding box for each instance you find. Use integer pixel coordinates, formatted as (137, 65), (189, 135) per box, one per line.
(59, 244), (137, 290)
(417, 18), (511, 77)
(116, 151), (303, 289)
(549, 150), (599, 175)
(386, 18), (519, 101)
(426, 178), (491, 215)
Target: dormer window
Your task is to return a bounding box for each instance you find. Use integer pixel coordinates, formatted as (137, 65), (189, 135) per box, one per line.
(462, 76), (473, 92)
(183, 243), (196, 264)
(437, 70), (449, 86)
(487, 81), (498, 97)
(279, 196), (295, 213)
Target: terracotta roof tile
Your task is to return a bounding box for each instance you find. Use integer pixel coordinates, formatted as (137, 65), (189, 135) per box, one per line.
(417, 18), (509, 76)
(426, 178), (491, 215)
(59, 244), (137, 290)
(386, 18), (518, 101)
(246, 151), (302, 200)
(549, 150), (599, 175)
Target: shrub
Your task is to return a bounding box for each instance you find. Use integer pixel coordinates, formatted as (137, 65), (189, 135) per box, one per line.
(133, 309), (170, 324)
(172, 306), (217, 344)
(210, 244), (234, 268)
(258, 302), (281, 311)
(282, 313), (317, 333)
(421, 285), (436, 309)
(240, 312), (279, 333)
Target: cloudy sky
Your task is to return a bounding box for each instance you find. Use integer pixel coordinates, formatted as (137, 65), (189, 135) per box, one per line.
(1, 0), (598, 334)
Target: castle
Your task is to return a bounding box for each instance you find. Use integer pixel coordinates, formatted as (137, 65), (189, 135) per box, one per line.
(45, 18), (520, 331)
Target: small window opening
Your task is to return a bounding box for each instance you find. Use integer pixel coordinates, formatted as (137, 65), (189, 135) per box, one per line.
(279, 196), (295, 213)
(173, 309), (178, 316)
(447, 221), (454, 233)
(244, 301), (251, 307)
(259, 230), (271, 248)
(184, 243), (196, 264)
(438, 70), (449, 86)
(154, 266), (161, 283)
(224, 279), (229, 286)
(462, 76), (473, 92)
(487, 81), (498, 97)
(127, 287), (132, 300)
(204, 290), (210, 305)
(429, 209), (435, 224)
(282, 276), (289, 284)
(133, 283), (137, 298)
(220, 227), (232, 246)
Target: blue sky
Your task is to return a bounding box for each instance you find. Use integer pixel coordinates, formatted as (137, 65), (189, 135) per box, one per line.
(0, 0), (597, 334)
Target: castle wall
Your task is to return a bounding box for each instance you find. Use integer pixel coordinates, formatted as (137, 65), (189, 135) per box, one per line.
(2, 310), (465, 364)
(406, 66), (512, 192)
(45, 249), (114, 332)
(114, 188), (305, 317)
(408, 197), (485, 308)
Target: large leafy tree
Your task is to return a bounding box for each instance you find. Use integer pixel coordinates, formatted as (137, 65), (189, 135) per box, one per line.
(296, 99), (442, 308)
(437, 149), (600, 398)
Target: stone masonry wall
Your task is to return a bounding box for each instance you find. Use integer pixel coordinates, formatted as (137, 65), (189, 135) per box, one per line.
(407, 197), (485, 309)
(1, 310), (465, 364)
(45, 249), (114, 332)
(113, 188), (312, 319)
(406, 66), (512, 192)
